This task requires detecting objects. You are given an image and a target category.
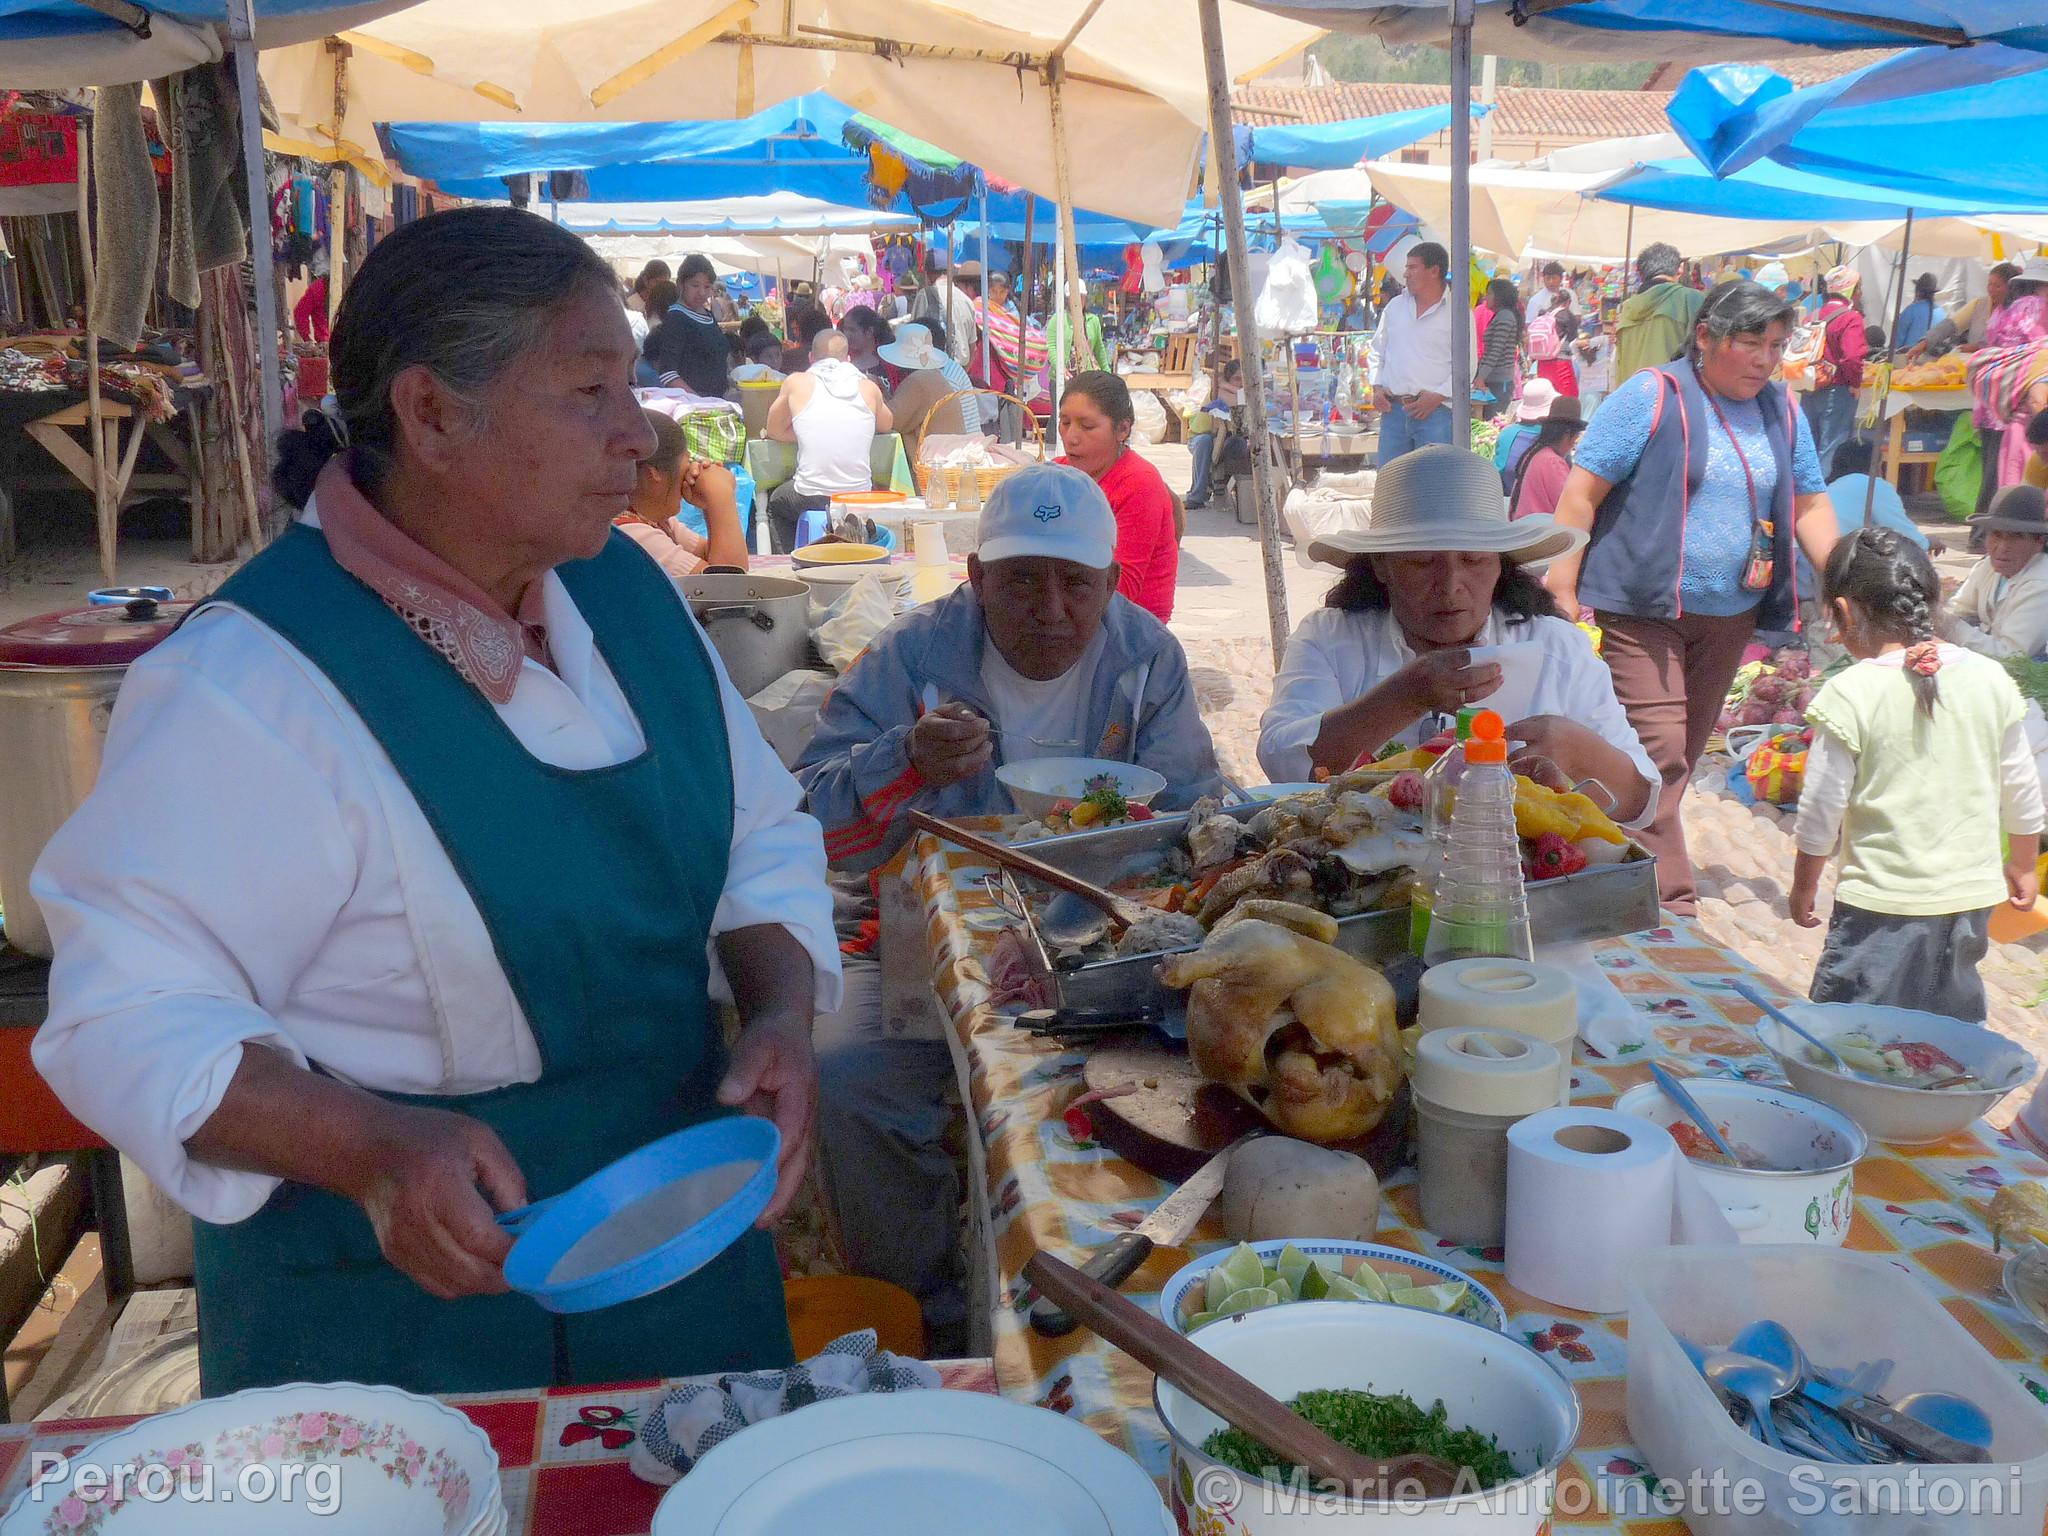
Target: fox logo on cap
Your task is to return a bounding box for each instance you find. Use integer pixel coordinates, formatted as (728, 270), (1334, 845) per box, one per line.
(1032, 504), (1062, 523)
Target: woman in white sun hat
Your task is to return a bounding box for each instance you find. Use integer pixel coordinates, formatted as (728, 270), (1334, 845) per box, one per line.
(880, 319), (982, 459)
(1257, 444), (1657, 828)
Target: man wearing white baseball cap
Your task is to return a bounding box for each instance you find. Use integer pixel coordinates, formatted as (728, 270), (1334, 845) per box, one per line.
(795, 461), (1222, 1351)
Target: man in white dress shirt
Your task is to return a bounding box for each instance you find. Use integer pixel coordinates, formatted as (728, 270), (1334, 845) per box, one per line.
(32, 209), (839, 1396)
(1368, 243), (1473, 467)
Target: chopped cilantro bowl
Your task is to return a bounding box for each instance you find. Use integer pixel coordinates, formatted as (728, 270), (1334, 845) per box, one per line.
(1202, 1388), (1520, 1494)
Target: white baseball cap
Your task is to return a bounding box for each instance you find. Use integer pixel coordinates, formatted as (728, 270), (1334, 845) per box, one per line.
(976, 462), (1117, 569)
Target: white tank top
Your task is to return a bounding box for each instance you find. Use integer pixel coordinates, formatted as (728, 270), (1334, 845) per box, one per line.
(792, 360), (878, 496)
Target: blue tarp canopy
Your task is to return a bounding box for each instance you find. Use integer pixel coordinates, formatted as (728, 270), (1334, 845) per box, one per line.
(1233, 103), (1485, 171)
(385, 96), (883, 207)
(1246, 2), (2048, 60)
(1667, 47), (2048, 208)
(1592, 155), (2047, 221)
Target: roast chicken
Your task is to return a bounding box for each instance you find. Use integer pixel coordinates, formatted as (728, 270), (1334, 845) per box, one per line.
(1157, 911), (1403, 1144)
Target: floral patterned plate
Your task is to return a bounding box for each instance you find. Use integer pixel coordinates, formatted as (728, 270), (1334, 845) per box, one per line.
(1157, 1239), (1510, 1335)
(0, 1382), (500, 1535)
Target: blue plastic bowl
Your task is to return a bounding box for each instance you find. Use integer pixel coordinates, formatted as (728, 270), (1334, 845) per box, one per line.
(498, 1116), (780, 1314)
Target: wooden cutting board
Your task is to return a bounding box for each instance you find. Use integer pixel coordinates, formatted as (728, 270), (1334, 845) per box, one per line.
(1078, 1037), (1412, 1184)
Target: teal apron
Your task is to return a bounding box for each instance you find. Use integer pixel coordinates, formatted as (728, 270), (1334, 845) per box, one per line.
(190, 523), (793, 1395)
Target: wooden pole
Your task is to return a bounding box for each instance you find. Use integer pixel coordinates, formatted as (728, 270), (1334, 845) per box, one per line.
(1197, 0), (1290, 662)
(327, 42), (350, 328)
(226, 0), (284, 466)
(978, 175), (993, 400)
(1449, 0), (1475, 445)
(79, 118), (115, 584)
(1047, 60), (1091, 375)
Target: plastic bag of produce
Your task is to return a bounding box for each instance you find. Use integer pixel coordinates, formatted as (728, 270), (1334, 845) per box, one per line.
(1935, 414), (1983, 523)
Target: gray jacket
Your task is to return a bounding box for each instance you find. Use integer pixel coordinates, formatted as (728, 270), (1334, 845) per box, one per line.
(795, 586), (1224, 873)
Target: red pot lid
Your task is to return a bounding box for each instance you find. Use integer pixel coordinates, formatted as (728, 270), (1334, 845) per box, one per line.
(0, 599), (192, 668)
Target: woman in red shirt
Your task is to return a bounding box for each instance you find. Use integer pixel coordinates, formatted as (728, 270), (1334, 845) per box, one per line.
(1056, 371), (1181, 622)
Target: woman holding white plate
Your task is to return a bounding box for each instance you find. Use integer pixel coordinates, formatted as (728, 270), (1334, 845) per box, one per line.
(1257, 445), (1656, 830)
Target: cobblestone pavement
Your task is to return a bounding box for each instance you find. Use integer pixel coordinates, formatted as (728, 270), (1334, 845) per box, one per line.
(1148, 441), (2048, 1124)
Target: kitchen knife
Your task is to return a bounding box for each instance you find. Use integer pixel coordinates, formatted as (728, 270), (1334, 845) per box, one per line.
(1798, 1379), (1990, 1465)
(1029, 1137), (1247, 1338)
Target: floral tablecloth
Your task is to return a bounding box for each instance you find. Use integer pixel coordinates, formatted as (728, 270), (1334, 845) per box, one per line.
(0, 1362), (995, 1536)
(910, 825), (2048, 1534)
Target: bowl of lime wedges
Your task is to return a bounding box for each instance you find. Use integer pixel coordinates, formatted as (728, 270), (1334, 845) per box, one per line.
(1158, 1239), (1507, 1335)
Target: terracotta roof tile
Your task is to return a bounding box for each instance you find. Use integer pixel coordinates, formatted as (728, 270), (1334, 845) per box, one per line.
(1232, 82), (1675, 144)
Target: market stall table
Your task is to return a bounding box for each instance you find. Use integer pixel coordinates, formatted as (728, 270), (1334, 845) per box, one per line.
(0, 1361), (997, 1532)
(908, 819), (2048, 1529)
(1860, 383), (1972, 494)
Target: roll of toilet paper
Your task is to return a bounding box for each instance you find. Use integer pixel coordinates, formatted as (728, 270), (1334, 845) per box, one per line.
(1506, 1106), (1734, 1313)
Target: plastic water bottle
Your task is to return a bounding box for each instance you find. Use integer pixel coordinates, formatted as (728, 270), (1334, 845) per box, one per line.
(1408, 705), (1480, 955)
(1423, 711), (1535, 966)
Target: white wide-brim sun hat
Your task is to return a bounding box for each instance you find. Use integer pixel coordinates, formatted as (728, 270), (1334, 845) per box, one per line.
(1304, 443), (1588, 570)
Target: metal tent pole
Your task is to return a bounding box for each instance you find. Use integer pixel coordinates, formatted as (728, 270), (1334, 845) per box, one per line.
(1865, 207), (1915, 526)
(979, 175), (993, 400)
(1449, 0), (1475, 444)
(226, 0), (283, 465)
(1197, 0), (1290, 661)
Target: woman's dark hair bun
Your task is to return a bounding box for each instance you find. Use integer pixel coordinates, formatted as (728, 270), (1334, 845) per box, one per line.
(273, 409), (349, 510)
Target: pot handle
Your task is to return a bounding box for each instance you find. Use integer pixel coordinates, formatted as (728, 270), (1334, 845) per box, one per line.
(698, 604), (775, 632)
(1722, 1204), (1770, 1233)
(704, 564), (747, 574)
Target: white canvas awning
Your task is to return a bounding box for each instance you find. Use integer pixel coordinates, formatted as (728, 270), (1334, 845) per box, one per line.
(263, 0), (1324, 225)
(543, 192), (916, 237)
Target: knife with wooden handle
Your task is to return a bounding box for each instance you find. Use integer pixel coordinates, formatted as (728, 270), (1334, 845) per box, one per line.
(1029, 1135), (1246, 1337)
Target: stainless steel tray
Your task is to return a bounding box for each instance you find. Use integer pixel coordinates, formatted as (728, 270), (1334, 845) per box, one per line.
(991, 800), (1660, 1018)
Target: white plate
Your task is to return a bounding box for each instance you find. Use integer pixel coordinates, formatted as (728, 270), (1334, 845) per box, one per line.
(650, 1390), (1169, 1536)
(0, 1382), (500, 1536)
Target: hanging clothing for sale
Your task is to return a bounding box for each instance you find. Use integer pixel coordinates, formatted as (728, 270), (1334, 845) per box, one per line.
(89, 82), (160, 351)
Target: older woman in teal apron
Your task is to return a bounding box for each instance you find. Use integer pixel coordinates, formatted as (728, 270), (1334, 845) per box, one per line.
(31, 208), (840, 1396)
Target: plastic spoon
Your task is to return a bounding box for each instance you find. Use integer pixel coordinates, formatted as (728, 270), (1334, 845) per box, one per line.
(1731, 979), (1859, 1076)
(1649, 1063), (1755, 1168)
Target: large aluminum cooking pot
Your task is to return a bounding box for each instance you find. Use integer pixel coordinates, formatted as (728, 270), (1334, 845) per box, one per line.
(682, 569), (813, 700)
(0, 595), (190, 956)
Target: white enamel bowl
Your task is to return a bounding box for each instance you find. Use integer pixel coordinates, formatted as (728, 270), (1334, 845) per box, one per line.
(1757, 1001), (2035, 1145)
(1156, 1302), (1579, 1535)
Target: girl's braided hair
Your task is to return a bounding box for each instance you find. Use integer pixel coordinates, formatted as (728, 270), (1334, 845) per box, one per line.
(1821, 526), (1943, 718)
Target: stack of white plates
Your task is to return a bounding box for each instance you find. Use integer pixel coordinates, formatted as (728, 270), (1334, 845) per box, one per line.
(0, 1382), (503, 1535)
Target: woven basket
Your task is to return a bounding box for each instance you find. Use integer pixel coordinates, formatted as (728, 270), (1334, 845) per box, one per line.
(912, 389), (1045, 507)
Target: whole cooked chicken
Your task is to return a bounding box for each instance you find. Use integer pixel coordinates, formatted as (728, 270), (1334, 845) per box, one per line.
(1157, 915), (1403, 1144)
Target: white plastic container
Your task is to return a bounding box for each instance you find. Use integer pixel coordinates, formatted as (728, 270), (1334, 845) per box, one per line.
(1414, 1026), (1563, 1246)
(1418, 958), (1578, 1108)
(1626, 1245), (2048, 1535)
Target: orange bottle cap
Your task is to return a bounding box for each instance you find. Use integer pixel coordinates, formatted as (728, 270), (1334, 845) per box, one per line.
(1466, 709), (1508, 765)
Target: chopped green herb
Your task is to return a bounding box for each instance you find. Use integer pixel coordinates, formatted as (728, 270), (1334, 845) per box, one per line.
(1201, 1388), (1518, 1492)
(1079, 782), (1129, 821)
(2002, 656), (2048, 709)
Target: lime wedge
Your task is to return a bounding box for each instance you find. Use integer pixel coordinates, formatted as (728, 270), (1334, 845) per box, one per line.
(1205, 1243), (1268, 1312)
(1315, 1270), (1372, 1302)
(1272, 1243), (1313, 1292)
(1297, 1262), (1331, 1302)
(1345, 1263), (1393, 1303)
(1213, 1285), (1281, 1319)
(1389, 1281), (1469, 1314)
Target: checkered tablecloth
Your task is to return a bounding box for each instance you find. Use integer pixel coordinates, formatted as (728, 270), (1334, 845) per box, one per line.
(0, 1361), (996, 1536)
(909, 822), (2048, 1535)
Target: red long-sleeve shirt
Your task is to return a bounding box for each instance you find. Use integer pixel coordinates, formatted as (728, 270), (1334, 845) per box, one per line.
(1064, 448), (1179, 624)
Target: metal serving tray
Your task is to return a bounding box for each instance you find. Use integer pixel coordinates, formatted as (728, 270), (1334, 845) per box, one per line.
(995, 799), (1660, 1018)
